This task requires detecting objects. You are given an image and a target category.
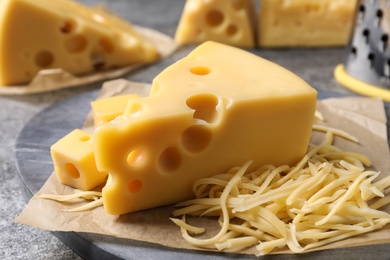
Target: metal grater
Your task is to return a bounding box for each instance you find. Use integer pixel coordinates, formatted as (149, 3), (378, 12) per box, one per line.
(335, 0), (390, 101)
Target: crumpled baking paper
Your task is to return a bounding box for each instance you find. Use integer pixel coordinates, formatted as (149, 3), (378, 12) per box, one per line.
(15, 80), (390, 255)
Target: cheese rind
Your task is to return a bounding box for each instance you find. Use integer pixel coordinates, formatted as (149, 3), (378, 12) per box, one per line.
(0, 0), (158, 86)
(51, 129), (107, 191)
(175, 0), (256, 47)
(258, 0), (358, 48)
(94, 41), (317, 215)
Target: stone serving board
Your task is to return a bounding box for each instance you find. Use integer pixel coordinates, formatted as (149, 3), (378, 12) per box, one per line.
(14, 89), (390, 259)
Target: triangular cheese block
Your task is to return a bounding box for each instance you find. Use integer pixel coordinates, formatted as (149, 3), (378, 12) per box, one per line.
(94, 41), (317, 215)
(175, 0), (256, 47)
(0, 0), (159, 86)
(258, 0), (358, 48)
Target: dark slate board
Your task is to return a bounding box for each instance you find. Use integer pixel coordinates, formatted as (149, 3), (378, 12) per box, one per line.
(15, 90), (390, 259)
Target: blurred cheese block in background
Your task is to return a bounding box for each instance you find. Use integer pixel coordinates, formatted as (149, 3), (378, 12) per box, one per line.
(0, 0), (158, 86)
(175, 0), (256, 47)
(94, 41), (317, 215)
(258, 0), (359, 48)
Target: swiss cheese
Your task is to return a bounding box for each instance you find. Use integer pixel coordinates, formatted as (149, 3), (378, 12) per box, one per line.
(258, 0), (358, 48)
(91, 94), (139, 127)
(94, 41), (317, 215)
(0, 0), (158, 86)
(175, 0), (256, 47)
(51, 129), (107, 191)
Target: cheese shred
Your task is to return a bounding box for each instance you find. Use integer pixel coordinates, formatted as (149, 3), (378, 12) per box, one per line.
(170, 125), (390, 255)
(39, 190), (103, 212)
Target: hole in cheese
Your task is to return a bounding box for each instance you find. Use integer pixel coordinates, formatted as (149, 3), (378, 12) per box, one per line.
(158, 146), (182, 173)
(79, 135), (90, 142)
(226, 24), (238, 36)
(206, 9), (224, 27)
(99, 37), (114, 53)
(91, 52), (106, 70)
(64, 35), (88, 53)
(186, 93), (219, 123)
(127, 149), (147, 168)
(60, 18), (77, 34)
(128, 180), (142, 193)
(124, 101), (144, 117)
(232, 0), (246, 10)
(305, 4), (320, 12)
(195, 28), (203, 35)
(181, 125), (212, 153)
(34, 51), (54, 68)
(64, 163), (80, 179)
(189, 66), (211, 75)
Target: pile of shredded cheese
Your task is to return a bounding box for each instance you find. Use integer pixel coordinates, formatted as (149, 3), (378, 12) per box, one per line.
(170, 125), (390, 255)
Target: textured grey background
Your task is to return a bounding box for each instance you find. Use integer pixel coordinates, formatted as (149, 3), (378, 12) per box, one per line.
(2, 0), (386, 259)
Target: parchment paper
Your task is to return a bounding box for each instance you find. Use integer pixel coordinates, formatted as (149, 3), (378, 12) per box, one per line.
(15, 80), (390, 255)
(0, 26), (177, 95)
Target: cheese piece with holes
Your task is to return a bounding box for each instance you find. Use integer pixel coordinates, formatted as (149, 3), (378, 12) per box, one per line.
(94, 41), (317, 215)
(91, 94), (139, 127)
(258, 0), (358, 48)
(51, 129), (107, 191)
(0, 0), (158, 86)
(175, 0), (256, 47)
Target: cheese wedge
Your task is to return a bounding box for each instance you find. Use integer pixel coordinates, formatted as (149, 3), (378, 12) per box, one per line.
(175, 0), (256, 47)
(94, 41), (317, 215)
(51, 129), (107, 191)
(0, 0), (158, 86)
(91, 94), (139, 127)
(258, 0), (358, 48)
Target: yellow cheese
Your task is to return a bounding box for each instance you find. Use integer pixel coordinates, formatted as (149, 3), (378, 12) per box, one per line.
(51, 129), (107, 191)
(94, 41), (317, 215)
(175, 0), (256, 47)
(91, 94), (139, 127)
(258, 0), (358, 48)
(0, 0), (158, 86)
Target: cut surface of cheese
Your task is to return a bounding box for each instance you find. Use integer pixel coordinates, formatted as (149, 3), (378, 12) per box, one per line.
(91, 94), (139, 127)
(51, 129), (107, 191)
(0, 0), (158, 86)
(175, 0), (256, 47)
(258, 0), (358, 48)
(94, 41), (317, 215)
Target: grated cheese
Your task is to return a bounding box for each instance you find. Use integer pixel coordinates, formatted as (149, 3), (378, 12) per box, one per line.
(170, 125), (390, 255)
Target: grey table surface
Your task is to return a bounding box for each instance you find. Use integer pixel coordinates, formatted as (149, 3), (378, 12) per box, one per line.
(2, 0), (389, 259)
